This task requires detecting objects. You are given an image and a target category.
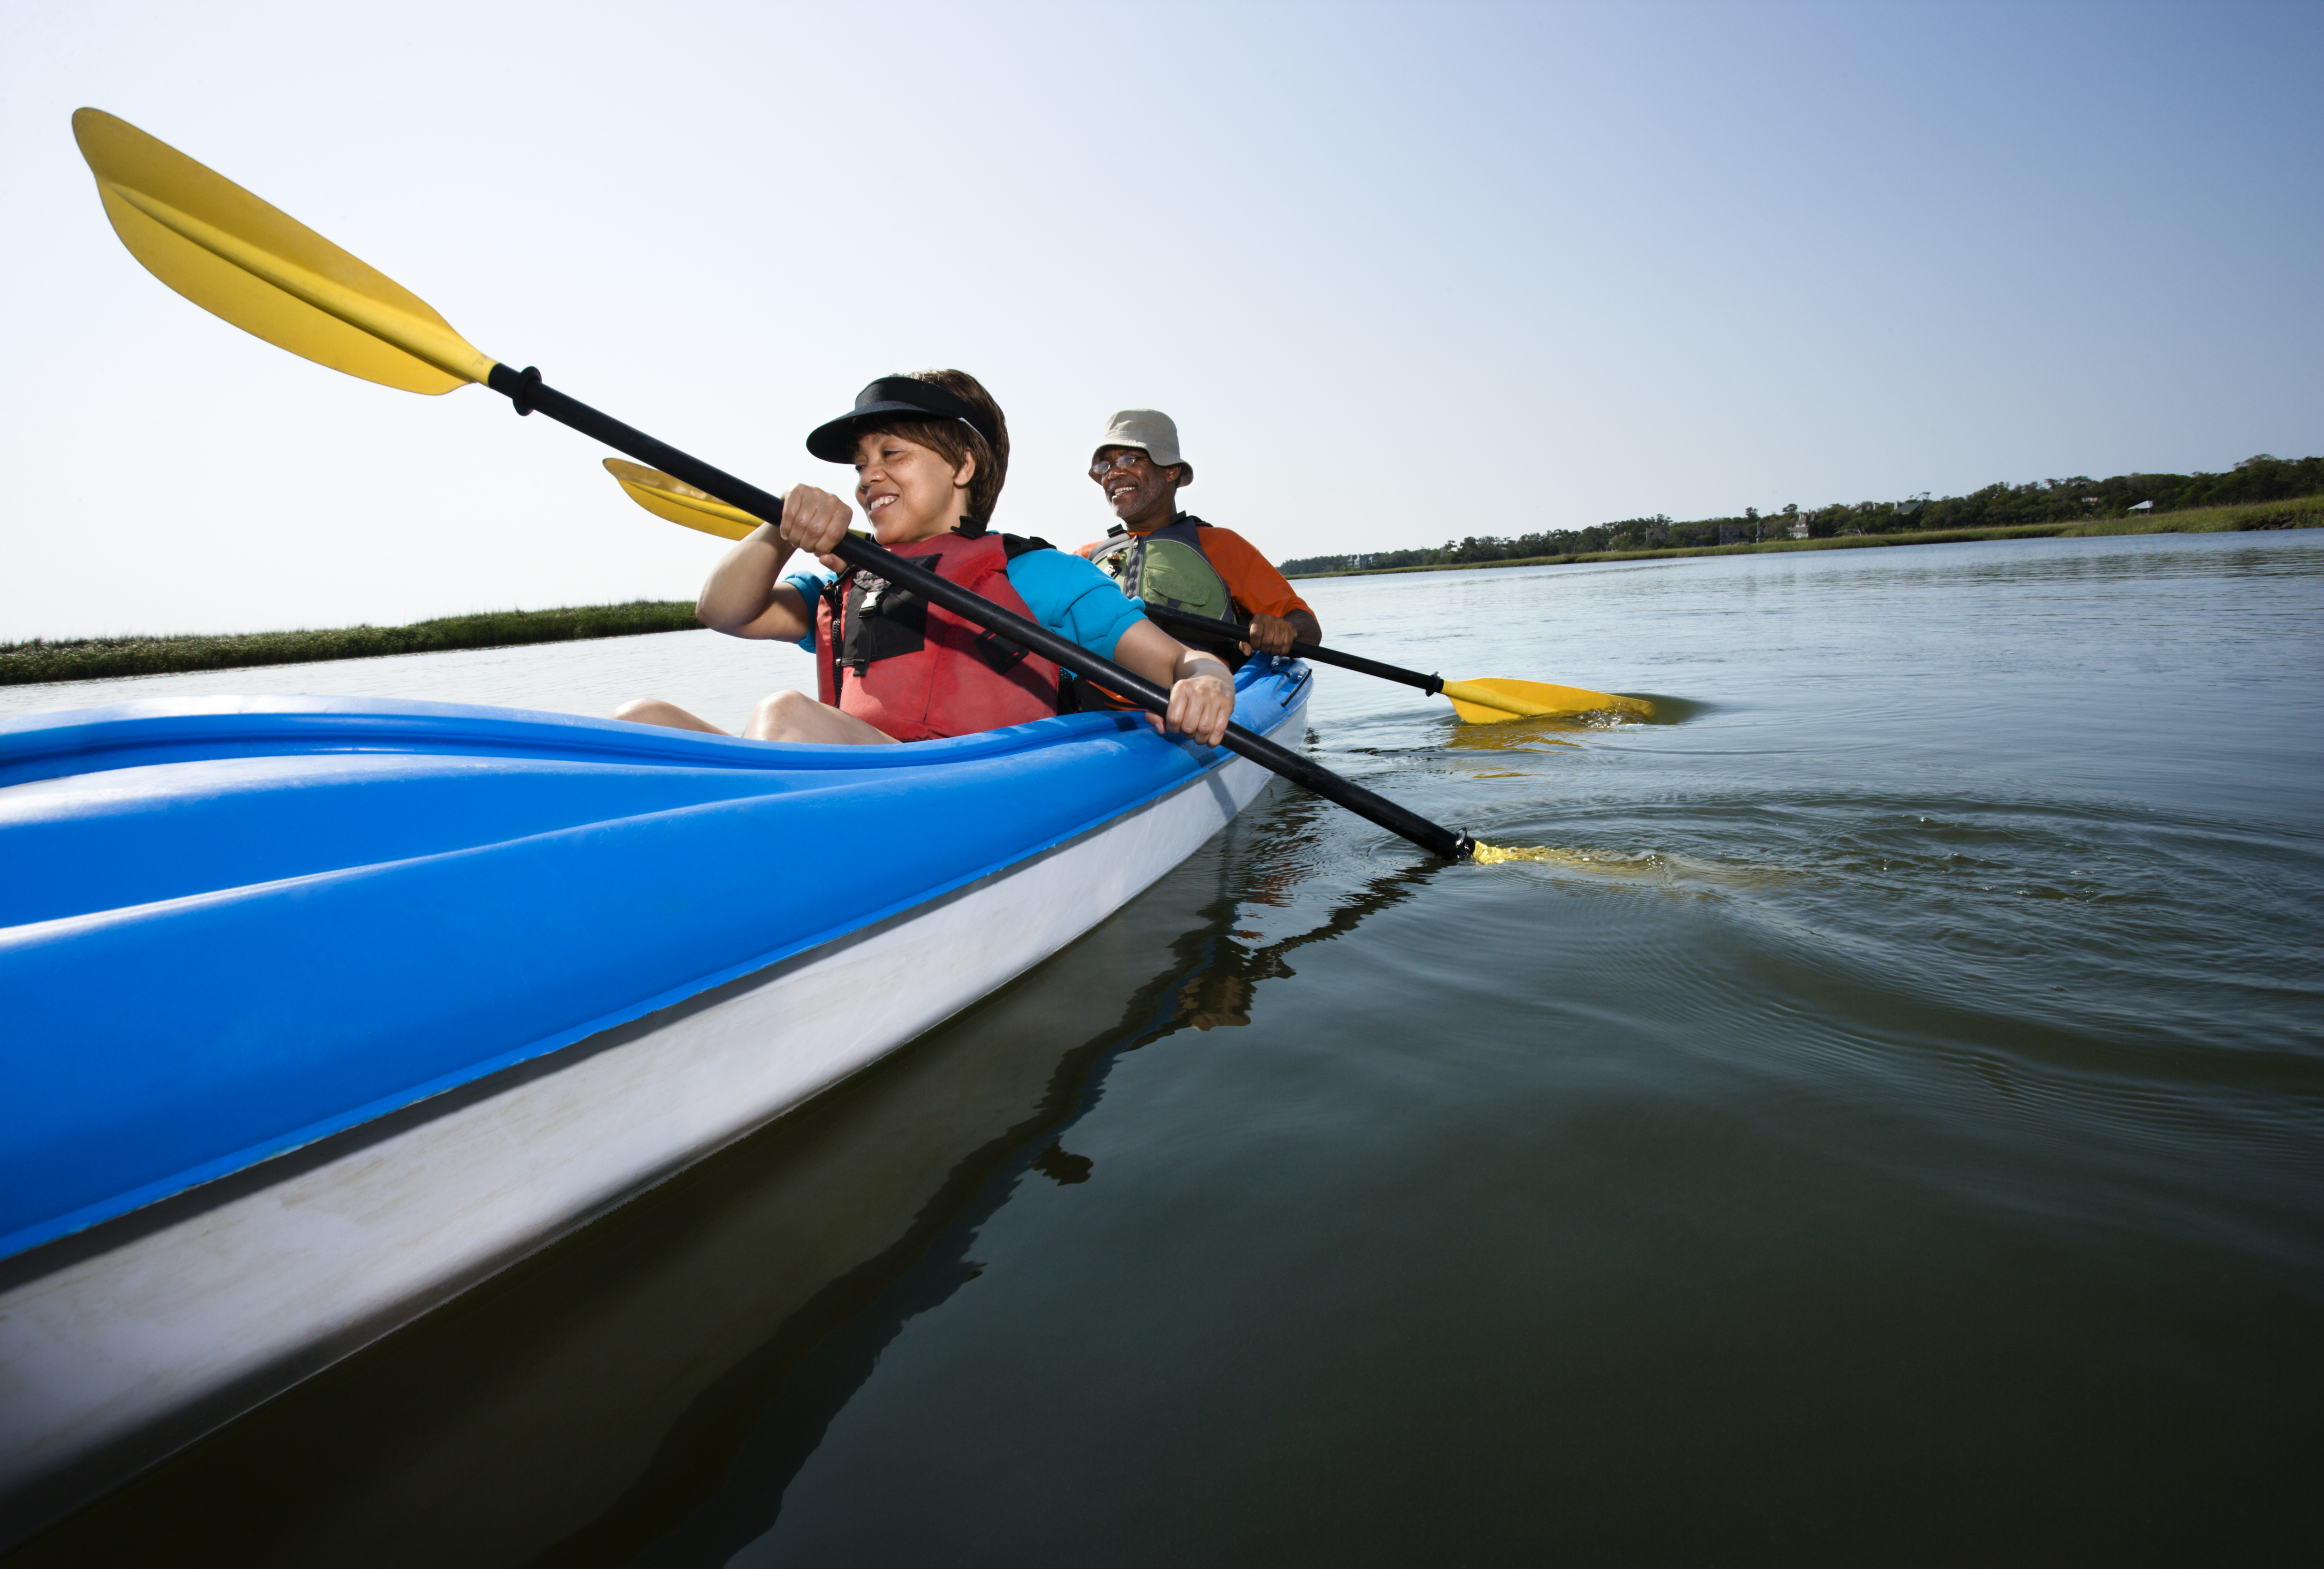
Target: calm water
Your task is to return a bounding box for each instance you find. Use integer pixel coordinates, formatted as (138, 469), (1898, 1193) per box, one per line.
(11, 531), (2323, 1566)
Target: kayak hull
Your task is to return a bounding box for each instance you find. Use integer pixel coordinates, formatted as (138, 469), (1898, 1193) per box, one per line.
(0, 659), (1309, 1546)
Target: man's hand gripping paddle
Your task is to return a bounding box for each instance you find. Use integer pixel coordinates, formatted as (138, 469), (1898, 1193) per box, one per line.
(70, 108), (1473, 861)
(1132, 606), (1652, 724)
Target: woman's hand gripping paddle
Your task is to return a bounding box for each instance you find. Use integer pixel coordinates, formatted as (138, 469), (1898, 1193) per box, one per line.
(70, 108), (1474, 861)
(1138, 604), (1654, 723)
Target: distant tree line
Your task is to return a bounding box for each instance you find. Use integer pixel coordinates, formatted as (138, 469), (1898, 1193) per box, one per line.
(2, 600), (700, 685)
(1280, 454), (2324, 575)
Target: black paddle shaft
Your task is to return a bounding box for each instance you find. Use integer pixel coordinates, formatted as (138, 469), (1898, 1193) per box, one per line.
(486, 365), (1474, 861)
(1140, 603), (1447, 696)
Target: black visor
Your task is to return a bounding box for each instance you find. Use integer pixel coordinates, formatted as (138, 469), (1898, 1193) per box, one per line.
(805, 376), (999, 463)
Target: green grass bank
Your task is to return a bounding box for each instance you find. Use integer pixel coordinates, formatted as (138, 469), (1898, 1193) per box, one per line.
(1284, 495), (2324, 580)
(1, 600), (701, 687)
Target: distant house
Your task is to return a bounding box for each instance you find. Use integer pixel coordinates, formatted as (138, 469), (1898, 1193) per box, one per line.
(1787, 520), (1809, 539)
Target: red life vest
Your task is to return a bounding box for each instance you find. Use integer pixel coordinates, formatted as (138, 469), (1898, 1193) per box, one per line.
(813, 529), (1065, 742)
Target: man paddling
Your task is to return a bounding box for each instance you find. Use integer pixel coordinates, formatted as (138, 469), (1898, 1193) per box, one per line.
(1079, 410), (1320, 674)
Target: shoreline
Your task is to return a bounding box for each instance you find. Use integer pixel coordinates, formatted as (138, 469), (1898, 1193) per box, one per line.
(8, 498), (2317, 685)
(1, 601), (700, 689)
(1285, 497), (2324, 579)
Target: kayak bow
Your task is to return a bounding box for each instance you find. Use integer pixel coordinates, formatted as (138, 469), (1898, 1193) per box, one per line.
(0, 663), (1309, 1544)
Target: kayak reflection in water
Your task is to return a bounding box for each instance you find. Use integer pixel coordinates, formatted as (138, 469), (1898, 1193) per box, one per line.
(612, 370), (1236, 747)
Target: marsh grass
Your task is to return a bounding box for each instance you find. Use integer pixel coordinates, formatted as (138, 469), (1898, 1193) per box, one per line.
(1290, 495), (2324, 579)
(0, 600), (700, 687)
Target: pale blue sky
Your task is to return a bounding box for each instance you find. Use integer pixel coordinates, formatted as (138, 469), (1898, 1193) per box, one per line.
(2, 0), (2316, 640)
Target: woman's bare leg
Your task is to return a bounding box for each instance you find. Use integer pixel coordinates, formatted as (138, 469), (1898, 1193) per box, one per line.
(744, 690), (898, 744)
(612, 691), (895, 745)
(612, 698), (728, 734)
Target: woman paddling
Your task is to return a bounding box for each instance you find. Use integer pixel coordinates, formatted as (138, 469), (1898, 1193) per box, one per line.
(615, 371), (1237, 747)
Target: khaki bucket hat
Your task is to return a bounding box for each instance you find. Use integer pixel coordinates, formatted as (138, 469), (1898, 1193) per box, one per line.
(1094, 409), (1191, 482)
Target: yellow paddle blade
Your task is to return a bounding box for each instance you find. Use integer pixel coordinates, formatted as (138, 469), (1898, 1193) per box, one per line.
(604, 458), (763, 540)
(1442, 677), (1656, 724)
(70, 109), (497, 394)
(1471, 843), (1599, 865)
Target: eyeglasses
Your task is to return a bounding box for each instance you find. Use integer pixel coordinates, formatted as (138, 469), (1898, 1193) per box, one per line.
(1089, 449), (1153, 480)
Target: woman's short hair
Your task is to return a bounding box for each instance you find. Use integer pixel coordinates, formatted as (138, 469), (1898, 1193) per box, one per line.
(861, 370), (1009, 522)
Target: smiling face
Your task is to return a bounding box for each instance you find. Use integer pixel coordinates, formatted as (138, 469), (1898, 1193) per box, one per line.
(1091, 445), (1184, 531)
(853, 429), (975, 544)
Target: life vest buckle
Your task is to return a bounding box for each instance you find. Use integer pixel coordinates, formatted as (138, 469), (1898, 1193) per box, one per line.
(971, 627), (1030, 673)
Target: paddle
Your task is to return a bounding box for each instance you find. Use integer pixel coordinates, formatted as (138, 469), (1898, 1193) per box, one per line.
(604, 459), (761, 540)
(70, 108), (1473, 861)
(1135, 604), (1655, 724)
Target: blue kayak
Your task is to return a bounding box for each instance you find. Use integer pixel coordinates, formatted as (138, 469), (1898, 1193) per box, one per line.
(0, 657), (1310, 1544)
